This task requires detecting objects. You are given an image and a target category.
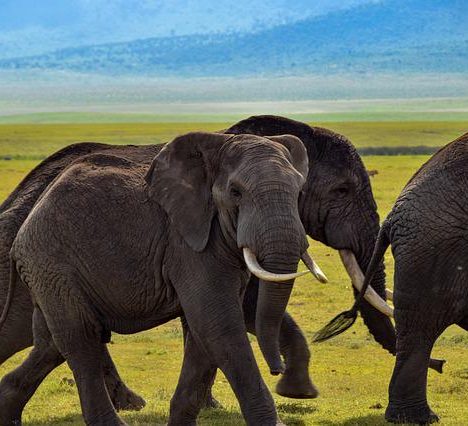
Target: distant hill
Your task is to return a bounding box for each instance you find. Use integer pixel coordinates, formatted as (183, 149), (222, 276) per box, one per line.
(1, 0), (466, 77)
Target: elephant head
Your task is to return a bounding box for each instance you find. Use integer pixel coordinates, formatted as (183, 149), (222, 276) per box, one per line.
(146, 131), (324, 373)
(226, 116), (396, 354)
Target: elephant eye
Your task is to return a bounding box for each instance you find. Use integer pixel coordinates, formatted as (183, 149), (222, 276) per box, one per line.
(230, 186), (242, 200)
(332, 185), (350, 198)
(189, 150), (202, 159)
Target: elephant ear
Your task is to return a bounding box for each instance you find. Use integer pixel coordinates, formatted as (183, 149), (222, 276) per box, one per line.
(267, 135), (309, 181)
(145, 132), (231, 252)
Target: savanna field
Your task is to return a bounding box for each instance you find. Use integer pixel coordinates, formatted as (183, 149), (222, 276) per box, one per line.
(0, 120), (467, 425)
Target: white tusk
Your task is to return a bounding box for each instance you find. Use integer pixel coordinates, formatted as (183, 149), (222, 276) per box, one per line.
(301, 251), (328, 283)
(386, 289), (393, 301)
(339, 249), (394, 317)
(243, 247), (310, 282)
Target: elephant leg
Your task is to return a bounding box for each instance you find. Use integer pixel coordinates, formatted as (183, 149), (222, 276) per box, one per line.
(243, 279), (318, 399)
(65, 344), (126, 426)
(180, 317), (220, 409)
(0, 308), (64, 425)
(275, 313), (318, 398)
(168, 329), (218, 425)
(101, 345), (146, 412)
(0, 313), (33, 366)
(177, 287), (279, 425)
(385, 309), (441, 425)
(0, 277), (34, 365)
(35, 276), (126, 425)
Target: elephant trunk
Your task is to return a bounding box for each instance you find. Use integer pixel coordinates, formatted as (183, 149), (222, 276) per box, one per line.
(253, 246), (304, 375)
(238, 188), (309, 375)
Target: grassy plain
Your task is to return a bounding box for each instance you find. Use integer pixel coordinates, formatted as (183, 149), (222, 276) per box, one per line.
(0, 121), (466, 425)
(0, 120), (467, 161)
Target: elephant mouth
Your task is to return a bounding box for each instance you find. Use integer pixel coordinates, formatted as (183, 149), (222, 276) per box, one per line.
(242, 247), (328, 283)
(338, 249), (394, 316)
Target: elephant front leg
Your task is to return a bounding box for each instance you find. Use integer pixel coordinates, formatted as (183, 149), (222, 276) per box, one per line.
(169, 329), (218, 425)
(101, 345), (146, 412)
(243, 280), (318, 399)
(175, 287), (280, 425)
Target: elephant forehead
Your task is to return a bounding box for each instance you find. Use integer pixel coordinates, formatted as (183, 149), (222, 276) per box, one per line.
(223, 139), (291, 166)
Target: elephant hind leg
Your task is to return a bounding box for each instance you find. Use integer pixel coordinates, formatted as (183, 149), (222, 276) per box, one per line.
(0, 316), (33, 365)
(36, 281), (127, 425)
(385, 308), (445, 425)
(0, 278), (34, 365)
(65, 344), (126, 425)
(102, 345), (146, 412)
(0, 307), (64, 424)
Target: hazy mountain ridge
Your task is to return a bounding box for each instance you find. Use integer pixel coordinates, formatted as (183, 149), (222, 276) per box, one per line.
(0, 0), (371, 59)
(1, 0), (466, 77)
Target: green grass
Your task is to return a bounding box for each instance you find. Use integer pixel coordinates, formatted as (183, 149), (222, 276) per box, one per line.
(0, 123), (466, 425)
(0, 121), (466, 160)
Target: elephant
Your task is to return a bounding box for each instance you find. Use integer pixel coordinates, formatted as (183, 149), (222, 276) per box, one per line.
(0, 143), (162, 411)
(0, 131), (325, 425)
(0, 115), (443, 409)
(314, 132), (468, 424)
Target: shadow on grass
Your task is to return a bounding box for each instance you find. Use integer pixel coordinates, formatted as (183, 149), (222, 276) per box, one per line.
(23, 406), (311, 425)
(277, 401), (318, 415)
(317, 413), (388, 425)
(24, 413), (168, 426)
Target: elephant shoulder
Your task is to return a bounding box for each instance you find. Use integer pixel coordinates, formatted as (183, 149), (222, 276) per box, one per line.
(0, 142), (114, 215)
(38, 153), (147, 210)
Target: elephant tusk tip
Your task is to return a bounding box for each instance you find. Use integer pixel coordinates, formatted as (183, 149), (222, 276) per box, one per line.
(315, 271), (328, 283)
(301, 251), (328, 283)
(310, 264), (328, 283)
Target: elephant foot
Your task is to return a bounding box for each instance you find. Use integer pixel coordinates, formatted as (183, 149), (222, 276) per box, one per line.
(85, 414), (128, 426)
(385, 403), (439, 424)
(0, 381), (26, 426)
(109, 384), (146, 412)
(275, 372), (319, 399)
(203, 394), (222, 409)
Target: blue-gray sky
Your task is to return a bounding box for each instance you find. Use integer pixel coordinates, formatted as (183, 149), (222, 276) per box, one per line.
(0, 0), (378, 58)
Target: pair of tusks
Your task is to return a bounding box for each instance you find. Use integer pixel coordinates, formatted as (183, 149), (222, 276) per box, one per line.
(242, 247), (328, 283)
(339, 249), (394, 317)
(242, 247), (394, 318)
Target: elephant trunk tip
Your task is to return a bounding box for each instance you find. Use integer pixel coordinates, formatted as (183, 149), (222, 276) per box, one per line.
(429, 358), (446, 374)
(269, 359), (286, 376)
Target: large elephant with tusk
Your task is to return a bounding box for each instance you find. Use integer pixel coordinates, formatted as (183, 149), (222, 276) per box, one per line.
(315, 132), (468, 425)
(225, 116), (443, 398)
(0, 116), (442, 408)
(0, 131), (322, 425)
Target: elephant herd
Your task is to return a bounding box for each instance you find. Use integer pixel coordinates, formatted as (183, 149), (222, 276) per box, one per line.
(0, 115), (466, 425)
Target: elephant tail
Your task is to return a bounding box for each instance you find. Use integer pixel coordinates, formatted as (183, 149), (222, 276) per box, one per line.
(313, 223), (391, 342)
(0, 259), (18, 330)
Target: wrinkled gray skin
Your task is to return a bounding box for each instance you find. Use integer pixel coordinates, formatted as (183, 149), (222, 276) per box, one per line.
(0, 143), (161, 411)
(0, 115), (399, 407)
(372, 133), (468, 424)
(0, 132), (309, 426)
